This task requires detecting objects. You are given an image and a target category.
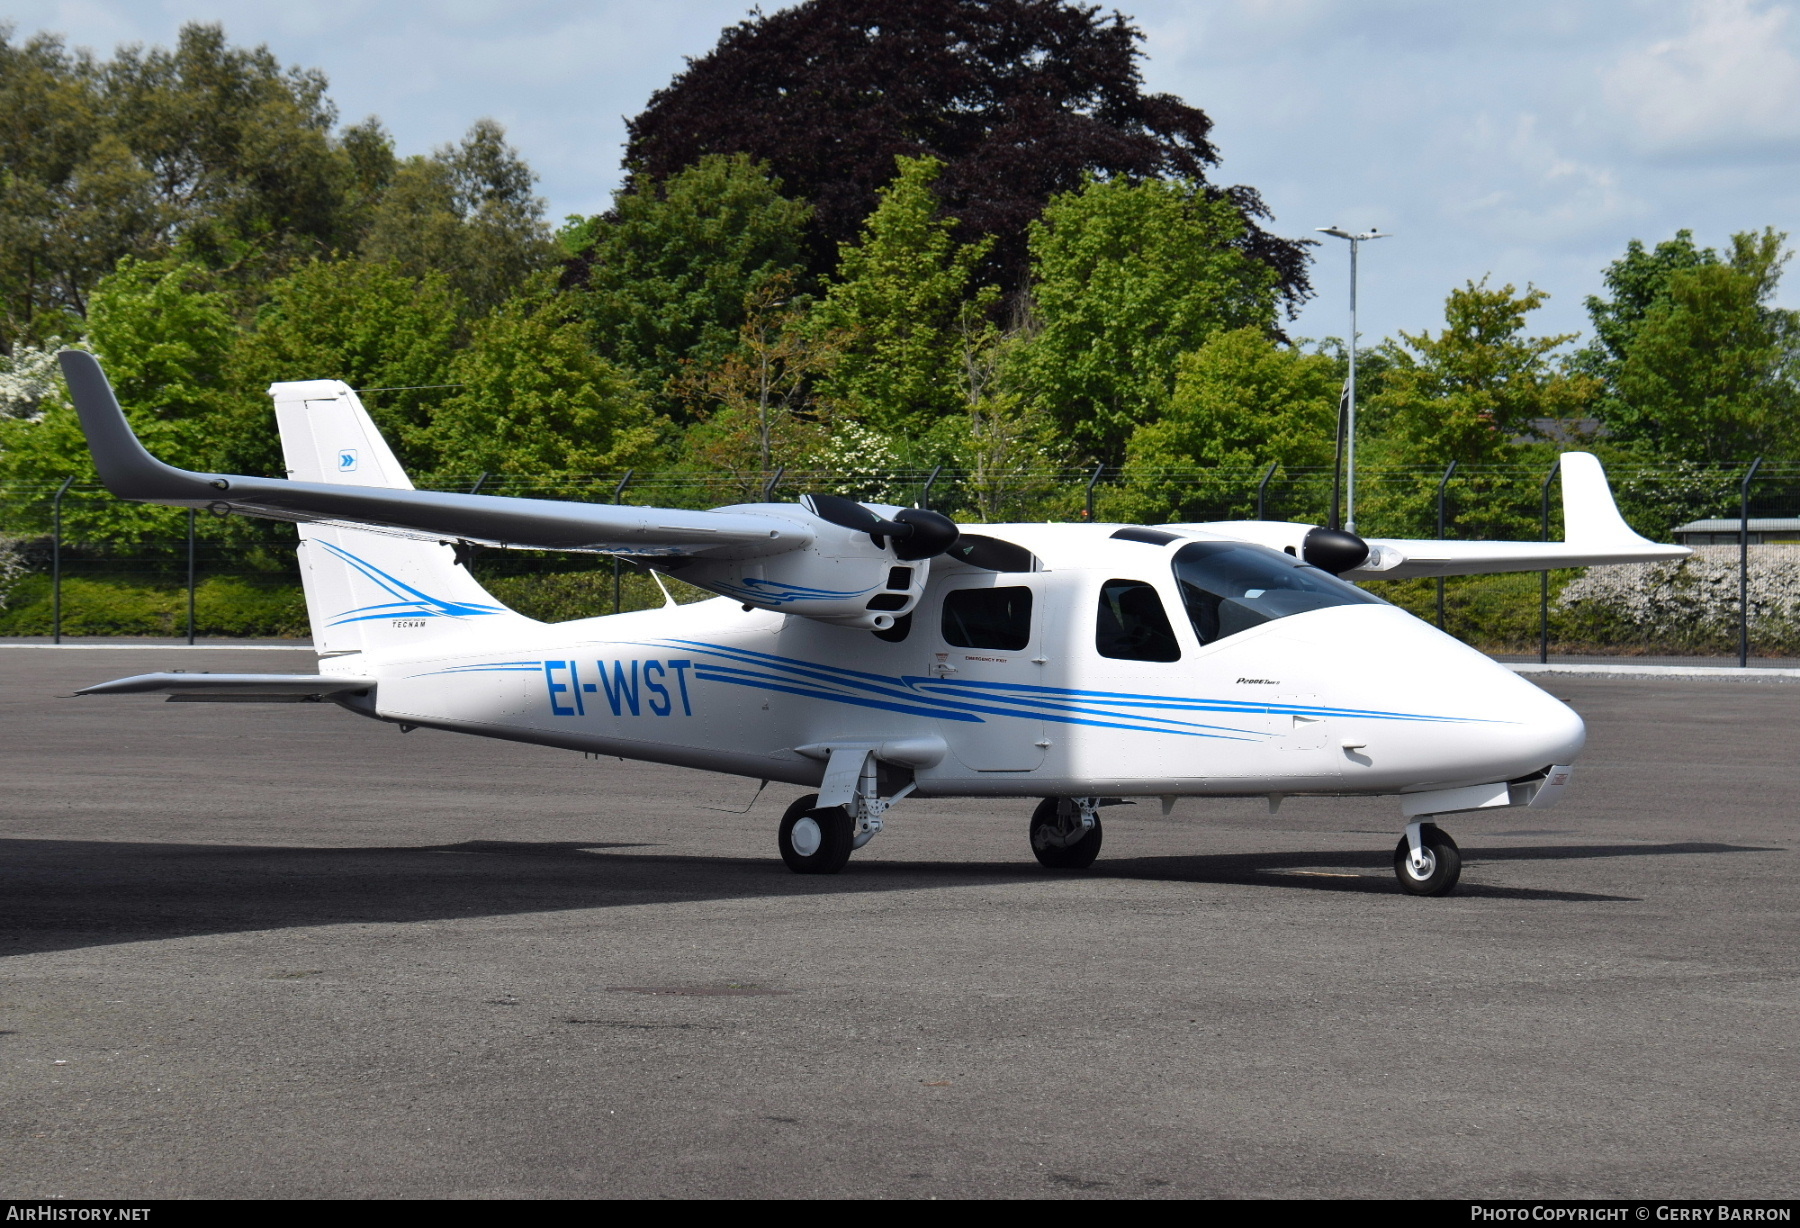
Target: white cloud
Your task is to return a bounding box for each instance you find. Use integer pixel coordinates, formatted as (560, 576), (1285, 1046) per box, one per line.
(1444, 113), (1641, 245)
(1606, 0), (1800, 155)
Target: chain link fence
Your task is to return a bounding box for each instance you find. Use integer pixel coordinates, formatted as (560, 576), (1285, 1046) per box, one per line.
(5, 461), (1798, 663)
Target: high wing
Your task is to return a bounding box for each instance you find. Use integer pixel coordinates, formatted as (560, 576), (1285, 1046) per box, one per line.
(1167, 452), (1690, 579)
(57, 350), (809, 560)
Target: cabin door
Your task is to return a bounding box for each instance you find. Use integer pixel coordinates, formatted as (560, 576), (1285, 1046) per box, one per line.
(925, 577), (1047, 772)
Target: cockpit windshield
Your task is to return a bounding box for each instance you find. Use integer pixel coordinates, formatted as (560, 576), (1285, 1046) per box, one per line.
(1171, 540), (1383, 645)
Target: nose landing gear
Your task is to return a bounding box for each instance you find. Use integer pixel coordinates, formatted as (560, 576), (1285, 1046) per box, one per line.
(1031, 797), (1104, 870)
(1394, 820), (1461, 896)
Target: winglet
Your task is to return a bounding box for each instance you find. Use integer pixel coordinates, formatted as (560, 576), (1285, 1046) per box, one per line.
(55, 350), (220, 504)
(1560, 452), (1655, 549)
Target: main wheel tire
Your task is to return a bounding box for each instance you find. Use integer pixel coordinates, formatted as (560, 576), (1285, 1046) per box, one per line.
(779, 793), (854, 874)
(1029, 797), (1103, 870)
(1394, 823), (1461, 896)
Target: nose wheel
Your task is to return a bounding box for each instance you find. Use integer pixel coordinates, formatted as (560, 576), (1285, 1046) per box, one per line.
(1030, 797), (1103, 870)
(1394, 821), (1460, 896)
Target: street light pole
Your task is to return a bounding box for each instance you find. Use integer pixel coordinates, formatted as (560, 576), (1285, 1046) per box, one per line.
(1316, 227), (1389, 535)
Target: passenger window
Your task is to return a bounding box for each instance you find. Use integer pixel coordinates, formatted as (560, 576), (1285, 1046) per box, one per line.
(1095, 579), (1181, 662)
(941, 586), (1033, 651)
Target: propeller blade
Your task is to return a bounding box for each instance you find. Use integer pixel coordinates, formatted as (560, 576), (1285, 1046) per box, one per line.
(801, 495), (960, 560)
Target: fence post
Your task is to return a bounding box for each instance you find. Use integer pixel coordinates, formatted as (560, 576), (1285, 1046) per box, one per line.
(1739, 455), (1763, 668)
(468, 472), (489, 496)
(186, 507), (197, 645)
(760, 465), (785, 504)
(1084, 463), (1105, 522)
(1435, 460), (1457, 630)
(1255, 462), (1277, 521)
(611, 469), (633, 616)
(51, 476), (74, 644)
(1539, 458), (1560, 665)
(918, 464), (942, 512)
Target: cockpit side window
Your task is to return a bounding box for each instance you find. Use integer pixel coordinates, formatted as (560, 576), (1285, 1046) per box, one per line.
(1172, 540), (1383, 645)
(942, 586), (1033, 651)
(1095, 579), (1181, 662)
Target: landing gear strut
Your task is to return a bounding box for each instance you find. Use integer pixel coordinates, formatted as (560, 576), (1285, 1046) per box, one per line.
(1031, 797), (1103, 870)
(1394, 821), (1461, 896)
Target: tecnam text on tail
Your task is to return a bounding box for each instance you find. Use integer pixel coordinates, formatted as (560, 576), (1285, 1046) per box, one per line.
(59, 351), (1688, 895)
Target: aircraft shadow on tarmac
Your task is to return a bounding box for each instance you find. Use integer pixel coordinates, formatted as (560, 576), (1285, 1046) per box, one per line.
(0, 836), (1776, 957)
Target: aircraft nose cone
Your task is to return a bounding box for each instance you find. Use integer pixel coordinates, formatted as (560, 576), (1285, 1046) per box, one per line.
(1263, 606), (1585, 788)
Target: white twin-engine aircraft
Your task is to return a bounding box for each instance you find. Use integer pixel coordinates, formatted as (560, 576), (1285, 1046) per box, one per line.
(60, 351), (1688, 895)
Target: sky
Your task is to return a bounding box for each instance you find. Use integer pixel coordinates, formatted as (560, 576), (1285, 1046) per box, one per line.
(5, 0), (1797, 348)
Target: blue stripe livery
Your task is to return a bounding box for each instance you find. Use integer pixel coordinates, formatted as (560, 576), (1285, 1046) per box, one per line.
(641, 639), (1497, 741)
(699, 576), (875, 606)
(320, 540), (511, 625)
(412, 640), (1498, 743)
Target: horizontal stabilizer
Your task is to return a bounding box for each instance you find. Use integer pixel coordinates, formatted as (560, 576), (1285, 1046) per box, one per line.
(57, 351), (810, 560)
(76, 673), (375, 697)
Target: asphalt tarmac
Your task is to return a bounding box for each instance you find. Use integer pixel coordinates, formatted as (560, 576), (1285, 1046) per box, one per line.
(1, 647), (1796, 1199)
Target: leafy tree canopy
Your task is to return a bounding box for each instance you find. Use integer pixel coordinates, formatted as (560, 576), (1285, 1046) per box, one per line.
(0, 257), (238, 542)
(1373, 279), (1595, 468)
(229, 258), (468, 473)
(812, 155), (996, 442)
(430, 284), (661, 484)
(1581, 229), (1719, 379)
(0, 22), (380, 349)
(563, 154), (811, 417)
(1117, 327), (1338, 521)
(363, 118), (557, 314)
(622, 0), (1309, 305)
(1015, 174), (1280, 462)
(1607, 229), (1800, 463)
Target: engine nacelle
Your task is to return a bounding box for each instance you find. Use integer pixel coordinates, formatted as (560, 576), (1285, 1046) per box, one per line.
(674, 500), (955, 630)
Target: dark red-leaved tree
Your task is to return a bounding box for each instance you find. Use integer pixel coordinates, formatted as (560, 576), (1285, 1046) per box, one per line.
(623, 0), (1311, 309)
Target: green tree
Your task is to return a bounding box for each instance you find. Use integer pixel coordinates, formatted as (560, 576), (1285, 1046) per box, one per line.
(812, 156), (996, 443)
(1579, 229), (1718, 389)
(565, 154), (811, 415)
(0, 258), (237, 543)
(229, 258), (466, 473)
(1116, 327), (1339, 522)
(1364, 279), (1595, 537)
(362, 118), (556, 313)
(427, 288), (661, 484)
(1014, 175), (1280, 461)
(1607, 230), (1799, 462)
(676, 273), (838, 498)
(0, 22), (405, 351)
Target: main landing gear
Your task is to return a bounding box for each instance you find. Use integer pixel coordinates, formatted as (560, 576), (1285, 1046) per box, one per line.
(777, 747), (916, 875)
(1030, 797), (1103, 870)
(1394, 820), (1461, 896)
(778, 793), (855, 874)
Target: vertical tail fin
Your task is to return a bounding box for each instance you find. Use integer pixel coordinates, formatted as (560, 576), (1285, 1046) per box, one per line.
(272, 380), (531, 657)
